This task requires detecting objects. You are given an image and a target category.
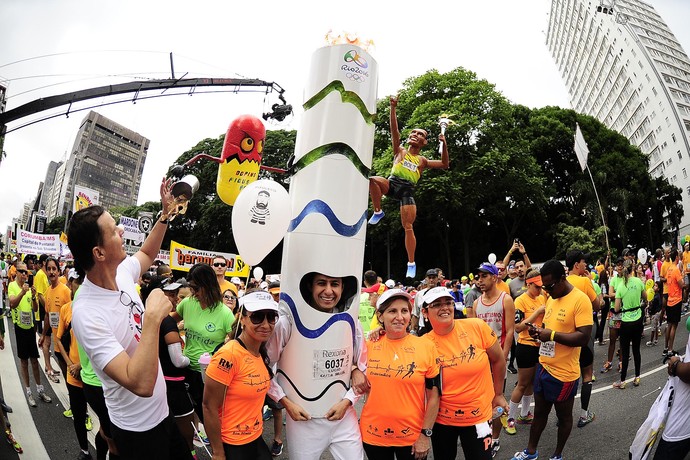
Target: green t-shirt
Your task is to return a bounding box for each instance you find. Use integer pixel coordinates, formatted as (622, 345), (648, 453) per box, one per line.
(615, 277), (644, 322)
(77, 341), (103, 387)
(177, 297), (234, 371)
(358, 293), (376, 333)
(592, 280), (602, 296)
(8, 281), (34, 329)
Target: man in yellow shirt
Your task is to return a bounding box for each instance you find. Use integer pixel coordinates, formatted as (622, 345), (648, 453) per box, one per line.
(511, 260), (592, 460)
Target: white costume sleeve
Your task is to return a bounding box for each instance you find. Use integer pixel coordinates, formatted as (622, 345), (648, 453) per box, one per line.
(267, 315), (292, 402)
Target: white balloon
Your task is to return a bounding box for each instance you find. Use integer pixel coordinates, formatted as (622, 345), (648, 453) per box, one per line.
(638, 248), (648, 265)
(232, 179), (291, 266)
(488, 253), (497, 264)
(253, 266), (264, 281)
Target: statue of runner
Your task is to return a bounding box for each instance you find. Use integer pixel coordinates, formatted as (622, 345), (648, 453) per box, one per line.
(368, 96), (449, 279)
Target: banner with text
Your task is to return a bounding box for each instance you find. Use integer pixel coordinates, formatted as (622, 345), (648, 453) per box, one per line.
(73, 185), (100, 214)
(118, 216), (143, 255)
(169, 240), (248, 277)
(17, 230), (61, 255)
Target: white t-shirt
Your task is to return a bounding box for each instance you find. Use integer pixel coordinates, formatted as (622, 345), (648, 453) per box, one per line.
(662, 338), (690, 442)
(72, 257), (168, 431)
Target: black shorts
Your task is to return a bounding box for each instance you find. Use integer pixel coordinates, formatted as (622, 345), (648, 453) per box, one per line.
(264, 394), (284, 411)
(222, 437), (271, 460)
(165, 380), (194, 418)
(579, 344), (594, 368)
(14, 324), (39, 360)
(386, 176), (416, 206)
(515, 343), (539, 369)
(666, 303), (681, 324)
(83, 383), (113, 438)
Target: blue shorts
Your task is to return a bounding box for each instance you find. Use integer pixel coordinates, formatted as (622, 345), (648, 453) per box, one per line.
(533, 363), (579, 403)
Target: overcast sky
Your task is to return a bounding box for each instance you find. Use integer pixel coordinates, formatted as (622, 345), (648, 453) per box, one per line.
(1, 0), (689, 235)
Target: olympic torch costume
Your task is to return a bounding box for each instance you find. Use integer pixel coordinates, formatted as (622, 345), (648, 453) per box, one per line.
(266, 40), (377, 460)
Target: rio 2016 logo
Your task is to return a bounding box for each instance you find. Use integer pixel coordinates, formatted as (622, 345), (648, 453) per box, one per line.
(342, 50), (369, 82)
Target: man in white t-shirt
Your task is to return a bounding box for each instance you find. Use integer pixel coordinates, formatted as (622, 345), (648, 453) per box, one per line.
(69, 179), (193, 460)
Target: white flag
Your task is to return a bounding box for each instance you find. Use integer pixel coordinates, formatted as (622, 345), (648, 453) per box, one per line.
(574, 123), (589, 172)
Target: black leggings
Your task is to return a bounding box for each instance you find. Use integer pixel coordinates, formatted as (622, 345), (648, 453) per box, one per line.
(431, 422), (491, 460)
(66, 382), (89, 451)
(596, 301), (610, 343)
(223, 437), (271, 460)
(364, 443), (417, 460)
(111, 414), (193, 460)
(619, 317), (643, 381)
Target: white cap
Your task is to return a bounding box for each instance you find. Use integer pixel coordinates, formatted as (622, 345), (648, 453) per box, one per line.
(239, 291), (279, 312)
(163, 282), (182, 291)
(231, 276), (242, 285)
(422, 286), (454, 305)
(260, 281), (268, 290)
(376, 288), (412, 310)
(385, 279), (395, 288)
(68, 268), (79, 281)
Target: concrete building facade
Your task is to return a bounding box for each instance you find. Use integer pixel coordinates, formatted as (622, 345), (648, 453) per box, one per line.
(546, 0), (690, 233)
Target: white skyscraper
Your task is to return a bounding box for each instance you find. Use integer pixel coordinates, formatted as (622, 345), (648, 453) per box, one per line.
(547, 0), (690, 233)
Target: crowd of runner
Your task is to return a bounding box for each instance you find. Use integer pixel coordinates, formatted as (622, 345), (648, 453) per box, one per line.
(1, 215), (690, 459)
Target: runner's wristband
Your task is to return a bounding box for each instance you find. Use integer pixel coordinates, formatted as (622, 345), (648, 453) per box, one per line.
(550, 330), (556, 341)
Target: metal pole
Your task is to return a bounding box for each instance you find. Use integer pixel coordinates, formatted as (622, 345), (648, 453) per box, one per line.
(586, 164), (610, 253)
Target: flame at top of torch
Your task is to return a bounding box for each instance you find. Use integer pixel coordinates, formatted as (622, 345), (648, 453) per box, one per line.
(325, 30), (375, 53)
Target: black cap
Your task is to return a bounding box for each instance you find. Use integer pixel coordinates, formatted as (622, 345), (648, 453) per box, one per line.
(425, 269), (439, 277)
(565, 250), (590, 270)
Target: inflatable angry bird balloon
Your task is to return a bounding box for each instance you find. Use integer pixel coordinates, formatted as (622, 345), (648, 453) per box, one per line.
(217, 115), (266, 205)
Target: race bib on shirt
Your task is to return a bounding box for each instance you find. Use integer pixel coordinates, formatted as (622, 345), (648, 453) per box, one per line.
(49, 312), (60, 329)
(539, 340), (556, 358)
(20, 310), (32, 326)
(313, 347), (351, 380)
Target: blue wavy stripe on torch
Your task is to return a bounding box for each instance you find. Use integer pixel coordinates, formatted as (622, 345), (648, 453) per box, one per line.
(288, 200), (368, 237)
(280, 292), (356, 341)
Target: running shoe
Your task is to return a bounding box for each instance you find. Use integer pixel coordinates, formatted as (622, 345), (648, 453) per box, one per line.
(77, 451), (93, 460)
(368, 210), (385, 225)
(406, 263), (416, 279)
(600, 362), (612, 373)
(505, 418), (517, 435)
(613, 381), (626, 389)
(646, 341), (654, 347)
(63, 408), (73, 418)
(508, 364), (518, 374)
(549, 455), (563, 460)
(517, 412), (533, 424)
(511, 449), (539, 460)
(262, 407), (273, 421)
(0, 398), (12, 413)
(577, 411), (595, 428)
(38, 391), (52, 403)
(662, 349), (669, 357)
(193, 432), (210, 445)
(5, 430), (22, 454)
(27, 394), (37, 407)
(491, 440), (501, 458)
(85, 416), (93, 431)
(271, 440), (283, 457)
(633, 377), (641, 387)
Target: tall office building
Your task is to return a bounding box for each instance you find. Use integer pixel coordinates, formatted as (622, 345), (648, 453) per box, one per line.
(51, 111), (149, 219)
(546, 0), (690, 233)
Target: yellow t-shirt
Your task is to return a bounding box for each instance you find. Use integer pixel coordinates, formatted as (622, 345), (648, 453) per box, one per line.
(219, 279), (238, 296)
(57, 302), (82, 388)
(46, 282), (72, 335)
(361, 334), (439, 446)
(424, 318), (497, 426)
(540, 289), (593, 382)
(496, 280), (510, 296)
(661, 260), (671, 294)
(515, 293), (545, 346)
(566, 275), (597, 303)
(34, 269), (50, 320)
(205, 340), (270, 445)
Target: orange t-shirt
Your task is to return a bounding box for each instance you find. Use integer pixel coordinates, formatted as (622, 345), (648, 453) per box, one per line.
(205, 340), (269, 445)
(57, 302), (82, 388)
(661, 260), (671, 294)
(361, 334), (439, 446)
(683, 251), (690, 274)
(515, 293), (545, 346)
(424, 318), (497, 426)
(496, 280), (510, 296)
(667, 264), (683, 307)
(540, 288), (593, 382)
(566, 275), (597, 303)
(45, 282), (72, 336)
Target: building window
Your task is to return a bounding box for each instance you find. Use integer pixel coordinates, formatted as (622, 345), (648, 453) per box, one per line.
(684, 169), (688, 179)
(672, 133), (677, 142)
(680, 150), (684, 160)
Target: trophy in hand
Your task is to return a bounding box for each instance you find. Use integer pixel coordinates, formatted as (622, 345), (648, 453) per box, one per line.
(163, 166), (199, 222)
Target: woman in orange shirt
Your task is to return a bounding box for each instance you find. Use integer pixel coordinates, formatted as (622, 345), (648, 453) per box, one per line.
(421, 286), (508, 460)
(506, 270), (546, 433)
(202, 291), (279, 460)
(360, 289), (440, 460)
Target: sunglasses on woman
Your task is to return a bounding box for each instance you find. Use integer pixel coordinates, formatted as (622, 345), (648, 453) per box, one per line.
(246, 310), (279, 325)
(223, 295), (236, 301)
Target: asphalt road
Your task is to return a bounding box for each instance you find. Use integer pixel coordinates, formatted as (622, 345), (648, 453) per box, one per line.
(2, 313), (688, 459)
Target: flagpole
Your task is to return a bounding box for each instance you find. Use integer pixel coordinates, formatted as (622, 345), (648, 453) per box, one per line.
(585, 164), (610, 254)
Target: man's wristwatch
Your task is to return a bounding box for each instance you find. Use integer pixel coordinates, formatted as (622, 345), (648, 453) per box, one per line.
(421, 428), (433, 437)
